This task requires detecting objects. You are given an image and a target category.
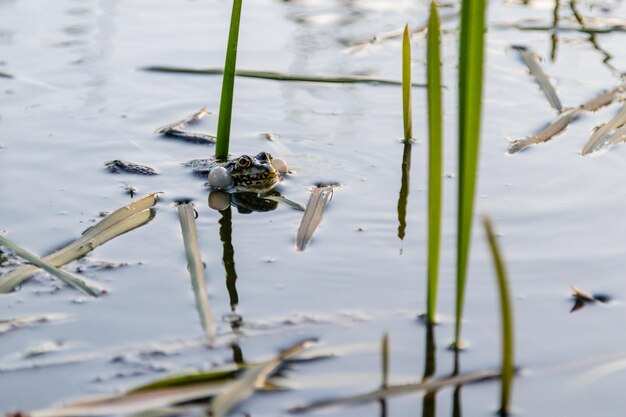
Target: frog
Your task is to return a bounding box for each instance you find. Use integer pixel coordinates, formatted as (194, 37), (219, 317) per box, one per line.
(105, 151), (288, 193)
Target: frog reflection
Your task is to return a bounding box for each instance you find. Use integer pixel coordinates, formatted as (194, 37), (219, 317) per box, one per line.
(208, 189), (281, 213)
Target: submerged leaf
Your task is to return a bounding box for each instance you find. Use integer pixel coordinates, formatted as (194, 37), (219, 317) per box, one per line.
(105, 160), (159, 176)
(143, 67), (425, 87)
(0, 235), (106, 297)
(177, 203), (216, 345)
(0, 193), (159, 293)
(512, 45), (563, 112)
(296, 186), (335, 251)
(262, 195), (305, 211)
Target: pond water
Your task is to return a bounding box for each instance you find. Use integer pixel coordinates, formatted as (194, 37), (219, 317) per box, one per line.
(1, 0), (626, 415)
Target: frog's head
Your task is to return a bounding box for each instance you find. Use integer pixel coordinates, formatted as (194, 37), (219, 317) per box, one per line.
(225, 152), (279, 192)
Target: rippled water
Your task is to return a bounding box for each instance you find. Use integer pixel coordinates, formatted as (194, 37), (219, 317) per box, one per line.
(1, 0), (626, 415)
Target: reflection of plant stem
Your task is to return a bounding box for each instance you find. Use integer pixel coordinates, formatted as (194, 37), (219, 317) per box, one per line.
(550, 0), (560, 61)
(379, 399), (387, 417)
(452, 385), (463, 417)
(422, 323), (437, 417)
(452, 348), (462, 417)
(397, 142), (412, 242)
(568, 0), (617, 73)
(219, 206), (239, 311)
(231, 342), (245, 365)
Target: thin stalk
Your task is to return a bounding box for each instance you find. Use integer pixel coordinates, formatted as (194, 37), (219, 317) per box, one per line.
(454, 0), (487, 350)
(215, 0), (243, 159)
(482, 216), (515, 415)
(426, 0), (443, 325)
(402, 24), (413, 142)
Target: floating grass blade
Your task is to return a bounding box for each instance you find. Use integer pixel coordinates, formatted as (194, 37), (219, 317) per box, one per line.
(177, 203), (216, 345)
(130, 368), (241, 394)
(483, 216), (515, 415)
(156, 107), (211, 133)
(402, 24), (413, 142)
(0, 313), (68, 336)
(426, 0), (443, 325)
(0, 193), (159, 293)
(455, 0), (487, 350)
(156, 107), (216, 145)
(209, 340), (316, 417)
(289, 370), (500, 414)
(512, 45), (563, 112)
(0, 236), (105, 296)
(215, 0), (243, 160)
(143, 67), (425, 87)
(508, 84), (624, 153)
(581, 104), (626, 155)
(507, 108), (580, 154)
(295, 186), (335, 251)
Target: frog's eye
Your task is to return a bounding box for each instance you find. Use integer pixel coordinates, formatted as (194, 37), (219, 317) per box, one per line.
(255, 152), (273, 162)
(237, 155), (253, 169)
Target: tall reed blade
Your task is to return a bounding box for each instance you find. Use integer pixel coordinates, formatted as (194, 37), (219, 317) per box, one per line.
(215, 0), (243, 160)
(454, 0), (487, 350)
(426, 0), (443, 325)
(177, 203), (216, 345)
(482, 216), (515, 415)
(402, 24), (413, 142)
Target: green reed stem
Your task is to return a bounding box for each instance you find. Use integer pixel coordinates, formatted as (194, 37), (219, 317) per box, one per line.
(402, 25), (413, 142)
(483, 216), (515, 415)
(215, 0), (243, 160)
(426, 1), (443, 325)
(454, 0), (487, 350)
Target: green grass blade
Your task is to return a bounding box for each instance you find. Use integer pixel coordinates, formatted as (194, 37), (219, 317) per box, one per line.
(454, 0), (487, 350)
(426, 1), (443, 325)
(0, 236), (105, 297)
(215, 0), (243, 160)
(482, 216), (515, 415)
(402, 25), (413, 142)
(177, 204), (216, 346)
